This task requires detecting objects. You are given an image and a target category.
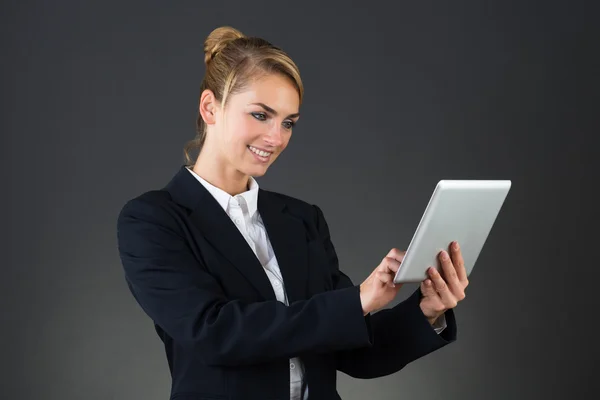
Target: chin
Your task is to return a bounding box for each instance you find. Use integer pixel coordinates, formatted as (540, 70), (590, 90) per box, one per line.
(240, 154), (278, 177)
(236, 163), (268, 178)
(248, 167), (268, 178)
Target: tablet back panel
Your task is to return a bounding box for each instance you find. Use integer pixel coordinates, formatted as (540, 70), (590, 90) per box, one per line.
(394, 180), (511, 283)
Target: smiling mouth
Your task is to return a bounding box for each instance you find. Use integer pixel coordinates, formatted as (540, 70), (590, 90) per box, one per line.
(247, 145), (273, 161)
(247, 145), (273, 157)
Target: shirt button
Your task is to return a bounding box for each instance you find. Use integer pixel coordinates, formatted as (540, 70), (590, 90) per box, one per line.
(290, 362), (295, 370)
(274, 281), (281, 286)
(234, 218), (241, 225)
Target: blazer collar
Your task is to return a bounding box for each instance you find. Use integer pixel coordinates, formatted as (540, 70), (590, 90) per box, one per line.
(185, 167), (260, 219)
(164, 165), (309, 303)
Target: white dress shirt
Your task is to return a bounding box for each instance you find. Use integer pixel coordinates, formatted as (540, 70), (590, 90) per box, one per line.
(186, 167), (445, 400)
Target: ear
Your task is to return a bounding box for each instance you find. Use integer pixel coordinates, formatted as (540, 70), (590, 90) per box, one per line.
(199, 89), (220, 125)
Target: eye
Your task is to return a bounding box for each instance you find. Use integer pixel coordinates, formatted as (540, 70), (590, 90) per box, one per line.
(283, 120), (296, 130)
(251, 112), (267, 121)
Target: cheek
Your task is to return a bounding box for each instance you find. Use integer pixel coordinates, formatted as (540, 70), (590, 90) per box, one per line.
(235, 117), (260, 142)
(223, 117), (253, 146)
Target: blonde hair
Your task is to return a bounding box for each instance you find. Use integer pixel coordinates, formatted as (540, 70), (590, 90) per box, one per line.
(183, 26), (304, 166)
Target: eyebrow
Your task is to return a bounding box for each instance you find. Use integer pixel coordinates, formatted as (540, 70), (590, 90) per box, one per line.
(250, 102), (300, 119)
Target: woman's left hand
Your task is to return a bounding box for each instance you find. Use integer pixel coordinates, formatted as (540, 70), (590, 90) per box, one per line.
(419, 241), (469, 325)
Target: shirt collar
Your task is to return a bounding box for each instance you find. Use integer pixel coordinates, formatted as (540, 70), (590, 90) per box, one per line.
(186, 167), (259, 218)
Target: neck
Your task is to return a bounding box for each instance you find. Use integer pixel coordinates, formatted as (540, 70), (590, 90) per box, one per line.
(192, 148), (250, 196)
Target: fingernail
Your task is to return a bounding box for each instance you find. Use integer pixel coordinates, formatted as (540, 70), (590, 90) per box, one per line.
(453, 242), (459, 250)
(440, 251), (448, 260)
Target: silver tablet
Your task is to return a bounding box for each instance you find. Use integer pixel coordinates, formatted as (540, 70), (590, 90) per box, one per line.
(393, 180), (511, 284)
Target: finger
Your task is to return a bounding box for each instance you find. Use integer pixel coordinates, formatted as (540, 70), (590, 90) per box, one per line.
(379, 256), (401, 274)
(420, 280), (447, 317)
(450, 241), (468, 285)
(376, 271), (396, 288)
(420, 279), (438, 297)
(376, 271), (392, 284)
(427, 267), (458, 308)
(386, 248), (406, 263)
(438, 250), (464, 297)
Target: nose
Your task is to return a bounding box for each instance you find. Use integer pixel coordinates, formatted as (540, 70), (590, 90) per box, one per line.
(264, 123), (284, 147)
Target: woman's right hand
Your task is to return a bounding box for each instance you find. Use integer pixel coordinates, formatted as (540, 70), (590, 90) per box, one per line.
(359, 248), (405, 315)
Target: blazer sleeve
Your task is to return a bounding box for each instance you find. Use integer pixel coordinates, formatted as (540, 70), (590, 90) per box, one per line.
(117, 196), (373, 367)
(309, 205), (458, 379)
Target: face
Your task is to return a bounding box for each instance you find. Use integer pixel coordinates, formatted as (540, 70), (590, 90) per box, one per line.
(202, 73), (300, 178)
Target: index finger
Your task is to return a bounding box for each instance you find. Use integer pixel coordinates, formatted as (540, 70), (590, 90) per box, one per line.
(386, 248), (406, 263)
(380, 256), (401, 274)
(450, 241), (467, 282)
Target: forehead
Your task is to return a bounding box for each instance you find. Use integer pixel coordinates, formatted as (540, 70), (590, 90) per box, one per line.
(231, 74), (300, 113)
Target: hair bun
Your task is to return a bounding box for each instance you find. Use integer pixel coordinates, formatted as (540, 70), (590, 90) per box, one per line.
(204, 26), (245, 64)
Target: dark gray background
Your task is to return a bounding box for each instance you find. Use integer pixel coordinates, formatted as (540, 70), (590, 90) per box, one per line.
(2, 0), (597, 399)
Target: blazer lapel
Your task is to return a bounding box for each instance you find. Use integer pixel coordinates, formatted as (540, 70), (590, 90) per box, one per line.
(165, 166), (276, 301)
(165, 166), (310, 303)
(258, 191), (309, 304)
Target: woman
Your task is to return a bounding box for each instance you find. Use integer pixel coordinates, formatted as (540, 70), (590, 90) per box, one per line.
(117, 26), (468, 400)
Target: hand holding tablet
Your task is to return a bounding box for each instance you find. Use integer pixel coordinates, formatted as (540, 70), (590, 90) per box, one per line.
(358, 180), (510, 320)
(392, 180), (511, 323)
(419, 240), (470, 325)
(393, 180), (511, 284)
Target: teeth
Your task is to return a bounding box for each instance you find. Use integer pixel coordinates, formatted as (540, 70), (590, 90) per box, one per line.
(249, 146), (272, 157)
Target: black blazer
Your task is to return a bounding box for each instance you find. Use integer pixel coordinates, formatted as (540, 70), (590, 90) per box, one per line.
(117, 166), (457, 400)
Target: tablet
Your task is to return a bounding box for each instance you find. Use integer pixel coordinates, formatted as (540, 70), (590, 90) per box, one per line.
(393, 180), (511, 284)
